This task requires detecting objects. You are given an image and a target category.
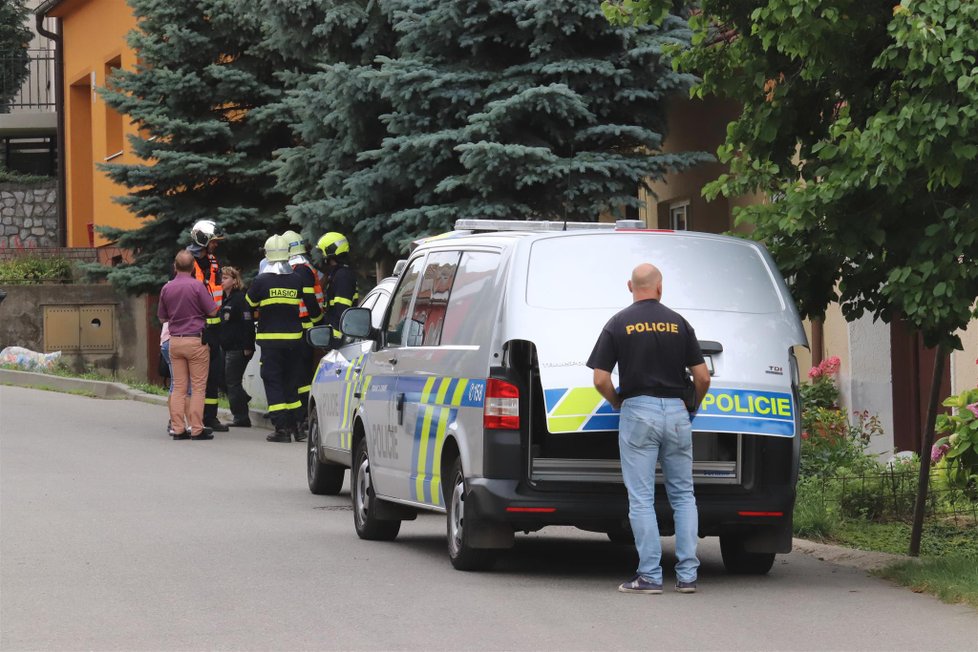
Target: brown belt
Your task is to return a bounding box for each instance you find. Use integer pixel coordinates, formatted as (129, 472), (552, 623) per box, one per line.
(171, 333), (202, 338)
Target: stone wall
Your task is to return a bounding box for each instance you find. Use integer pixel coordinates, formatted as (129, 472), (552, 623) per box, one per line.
(0, 180), (59, 249)
(0, 284), (150, 379)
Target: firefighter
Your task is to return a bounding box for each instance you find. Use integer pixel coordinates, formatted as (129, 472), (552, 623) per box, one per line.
(247, 235), (322, 443)
(315, 232), (359, 340)
(282, 230), (324, 434)
(188, 219), (228, 432)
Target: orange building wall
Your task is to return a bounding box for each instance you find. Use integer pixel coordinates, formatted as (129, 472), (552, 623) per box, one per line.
(51, 0), (138, 248)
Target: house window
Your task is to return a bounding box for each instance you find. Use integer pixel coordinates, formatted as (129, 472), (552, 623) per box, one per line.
(670, 200), (690, 230)
(104, 57), (123, 158)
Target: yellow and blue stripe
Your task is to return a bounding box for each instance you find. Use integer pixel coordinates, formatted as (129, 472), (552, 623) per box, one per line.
(409, 377), (475, 505)
(542, 386), (796, 437)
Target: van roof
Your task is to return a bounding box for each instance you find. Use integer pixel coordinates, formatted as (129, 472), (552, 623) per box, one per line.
(411, 221), (758, 252)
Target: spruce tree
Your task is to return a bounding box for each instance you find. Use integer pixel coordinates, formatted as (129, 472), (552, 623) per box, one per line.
(337, 0), (708, 255)
(96, 0), (293, 294)
(0, 0), (32, 114)
(260, 0), (395, 261)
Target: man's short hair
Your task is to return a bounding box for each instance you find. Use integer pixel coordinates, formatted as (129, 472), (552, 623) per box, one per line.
(174, 249), (195, 273)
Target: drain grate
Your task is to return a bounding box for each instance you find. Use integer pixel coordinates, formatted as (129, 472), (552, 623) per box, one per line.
(315, 505), (353, 511)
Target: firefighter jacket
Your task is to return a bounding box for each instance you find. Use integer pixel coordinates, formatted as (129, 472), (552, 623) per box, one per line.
(324, 264), (359, 338)
(192, 251), (223, 329)
(246, 269), (322, 348)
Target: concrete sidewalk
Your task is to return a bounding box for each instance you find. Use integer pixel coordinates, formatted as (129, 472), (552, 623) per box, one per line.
(0, 368), (275, 430)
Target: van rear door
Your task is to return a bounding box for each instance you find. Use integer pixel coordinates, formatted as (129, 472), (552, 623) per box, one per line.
(504, 231), (807, 486)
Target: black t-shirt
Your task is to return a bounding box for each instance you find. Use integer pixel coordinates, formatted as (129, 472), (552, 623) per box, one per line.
(587, 299), (704, 399)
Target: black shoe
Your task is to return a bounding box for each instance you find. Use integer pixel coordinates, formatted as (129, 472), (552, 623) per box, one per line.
(229, 419), (252, 428)
(266, 430), (292, 443)
(293, 426), (307, 443)
(172, 431), (191, 441)
(189, 426), (213, 440)
(204, 419), (230, 432)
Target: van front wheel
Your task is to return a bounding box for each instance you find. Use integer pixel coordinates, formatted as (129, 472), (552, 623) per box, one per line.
(720, 534), (776, 574)
(446, 457), (497, 571)
(307, 413), (344, 495)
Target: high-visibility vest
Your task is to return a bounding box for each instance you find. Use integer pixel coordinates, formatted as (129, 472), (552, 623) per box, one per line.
(293, 261), (324, 320)
(194, 254), (222, 326)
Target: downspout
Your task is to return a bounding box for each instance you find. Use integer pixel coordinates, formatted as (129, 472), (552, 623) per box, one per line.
(35, 2), (66, 247)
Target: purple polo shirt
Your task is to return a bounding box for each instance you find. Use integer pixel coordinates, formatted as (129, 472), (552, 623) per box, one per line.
(158, 272), (215, 336)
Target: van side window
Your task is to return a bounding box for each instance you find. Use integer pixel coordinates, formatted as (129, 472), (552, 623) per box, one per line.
(371, 291), (392, 330)
(409, 251), (461, 347)
(384, 257), (424, 347)
(440, 251), (499, 346)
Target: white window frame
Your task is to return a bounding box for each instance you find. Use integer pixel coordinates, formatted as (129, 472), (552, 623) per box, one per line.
(669, 200), (690, 231)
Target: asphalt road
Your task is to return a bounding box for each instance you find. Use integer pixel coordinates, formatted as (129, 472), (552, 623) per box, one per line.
(2, 386), (976, 651)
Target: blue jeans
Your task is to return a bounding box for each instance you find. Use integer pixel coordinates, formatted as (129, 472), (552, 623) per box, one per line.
(619, 396), (699, 584)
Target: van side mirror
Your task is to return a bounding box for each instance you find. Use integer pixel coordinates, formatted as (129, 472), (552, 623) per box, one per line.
(305, 325), (334, 350)
(340, 307), (373, 339)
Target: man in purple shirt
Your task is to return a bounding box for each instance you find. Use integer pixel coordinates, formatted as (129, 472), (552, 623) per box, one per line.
(158, 250), (219, 440)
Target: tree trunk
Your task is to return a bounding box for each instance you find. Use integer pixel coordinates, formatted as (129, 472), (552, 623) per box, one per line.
(909, 347), (946, 556)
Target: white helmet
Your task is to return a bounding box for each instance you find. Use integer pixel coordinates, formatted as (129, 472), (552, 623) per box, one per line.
(190, 219), (225, 247)
(281, 230), (306, 256)
(264, 234), (290, 262)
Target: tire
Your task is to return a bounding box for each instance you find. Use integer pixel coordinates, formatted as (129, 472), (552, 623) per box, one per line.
(720, 534), (776, 575)
(351, 436), (400, 541)
(307, 413), (345, 496)
(446, 457), (497, 571)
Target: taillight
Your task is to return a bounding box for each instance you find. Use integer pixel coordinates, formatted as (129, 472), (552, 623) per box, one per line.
(484, 378), (519, 430)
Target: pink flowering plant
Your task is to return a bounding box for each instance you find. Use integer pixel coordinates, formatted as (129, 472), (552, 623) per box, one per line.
(799, 356), (883, 477)
(932, 387), (978, 488)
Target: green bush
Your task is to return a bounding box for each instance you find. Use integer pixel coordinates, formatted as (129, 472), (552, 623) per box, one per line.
(0, 256), (73, 284)
(793, 476), (840, 539)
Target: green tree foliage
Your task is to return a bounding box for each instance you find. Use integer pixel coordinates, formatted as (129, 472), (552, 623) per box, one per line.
(665, 0), (978, 557)
(330, 0), (709, 256)
(0, 0), (32, 114)
(260, 0), (396, 260)
(675, 0), (978, 351)
(95, 0), (294, 293)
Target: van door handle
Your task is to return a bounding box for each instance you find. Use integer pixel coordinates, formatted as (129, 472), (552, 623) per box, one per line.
(352, 366), (362, 374)
(396, 393), (405, 425)
(388, 357), (398, 366)
(334, 368), (343, 376)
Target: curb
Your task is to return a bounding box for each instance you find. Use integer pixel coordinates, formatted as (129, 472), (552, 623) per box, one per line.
(792, 537), (909, 572)
(1, 368), (275, 431)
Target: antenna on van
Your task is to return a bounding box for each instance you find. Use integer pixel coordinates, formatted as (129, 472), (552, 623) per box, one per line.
(563, 153), (572, 231)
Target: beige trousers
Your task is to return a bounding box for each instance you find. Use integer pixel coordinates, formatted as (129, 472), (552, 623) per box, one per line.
(168, 336), (210, 436)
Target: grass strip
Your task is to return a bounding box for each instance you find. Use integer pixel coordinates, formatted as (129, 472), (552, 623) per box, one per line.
(876, 555), (978, 610)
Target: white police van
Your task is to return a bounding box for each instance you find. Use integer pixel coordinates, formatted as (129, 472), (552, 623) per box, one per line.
(314, 219), (807, 573)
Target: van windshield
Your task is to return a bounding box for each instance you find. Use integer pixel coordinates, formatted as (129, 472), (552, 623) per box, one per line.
(526, 233), (785, 313)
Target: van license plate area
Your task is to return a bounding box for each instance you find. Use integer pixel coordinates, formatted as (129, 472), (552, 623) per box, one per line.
(530, 433), (741, 485)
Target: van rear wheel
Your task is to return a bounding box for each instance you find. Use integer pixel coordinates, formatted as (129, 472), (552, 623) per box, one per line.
(307, 413), (345, 495)
(720, 534), (776, 574)
(446, 457), (497, 571)
(352, 437), (400, 541)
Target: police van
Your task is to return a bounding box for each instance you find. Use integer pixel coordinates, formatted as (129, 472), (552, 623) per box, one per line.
(309, 219), (807, 573)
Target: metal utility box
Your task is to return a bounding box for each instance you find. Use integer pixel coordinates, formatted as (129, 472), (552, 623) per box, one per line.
(43, 304), (117, 352)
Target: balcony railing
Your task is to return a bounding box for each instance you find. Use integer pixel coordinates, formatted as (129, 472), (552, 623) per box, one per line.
(1, 48), (56, 112)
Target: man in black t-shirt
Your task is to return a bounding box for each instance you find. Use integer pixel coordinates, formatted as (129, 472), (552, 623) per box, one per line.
(587, 263), (711, 595)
